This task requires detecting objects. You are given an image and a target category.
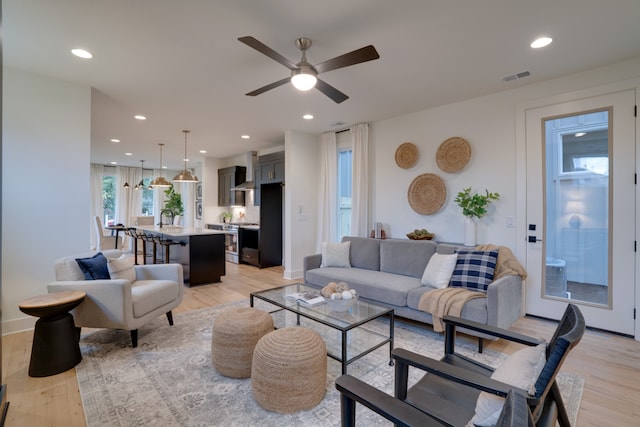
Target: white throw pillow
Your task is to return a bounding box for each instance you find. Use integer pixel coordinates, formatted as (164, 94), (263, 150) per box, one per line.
(468, 343), (546, 426)
(421, 253), (458, 288)
(320, 241), (351, 268)
(107, 254), (136, 282)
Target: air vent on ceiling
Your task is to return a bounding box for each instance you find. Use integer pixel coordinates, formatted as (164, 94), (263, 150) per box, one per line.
(502, 70), (531, 82)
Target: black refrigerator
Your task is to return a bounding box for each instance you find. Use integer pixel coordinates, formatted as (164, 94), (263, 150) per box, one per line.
(259, 183), (283, 268)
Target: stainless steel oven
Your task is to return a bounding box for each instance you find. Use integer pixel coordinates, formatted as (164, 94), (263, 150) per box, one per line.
(223, 226), (239, 263)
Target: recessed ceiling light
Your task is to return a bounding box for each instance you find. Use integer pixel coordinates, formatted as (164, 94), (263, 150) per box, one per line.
(241, 135), (250, 139)
(134, 115), (147, 120)
(303, 114), (314, 120)
(110, 161), (118, 165)
(71, 48), (93, 59)
(530, 37), (552, 49)
(199, 150), (207, 154)
(575, 132), (587, 137)
(110, 138), (120, 143)
(125, 152), (133, 156)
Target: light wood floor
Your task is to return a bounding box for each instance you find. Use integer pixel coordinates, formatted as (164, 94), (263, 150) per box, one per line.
(3, 262), (640, 426)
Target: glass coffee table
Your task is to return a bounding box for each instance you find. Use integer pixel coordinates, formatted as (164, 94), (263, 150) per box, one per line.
(250, 283), (394, 374)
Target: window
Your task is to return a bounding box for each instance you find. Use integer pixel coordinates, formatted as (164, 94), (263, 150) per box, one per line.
(337, 147), (352, 240)
(102, 173), (116, 226)
(141, 178), (154, 215)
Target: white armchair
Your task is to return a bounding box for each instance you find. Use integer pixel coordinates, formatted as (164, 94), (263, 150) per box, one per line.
(47, 249), (184, 347)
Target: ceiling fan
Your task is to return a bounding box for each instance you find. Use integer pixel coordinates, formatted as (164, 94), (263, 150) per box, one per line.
(238, 36), (380, 104)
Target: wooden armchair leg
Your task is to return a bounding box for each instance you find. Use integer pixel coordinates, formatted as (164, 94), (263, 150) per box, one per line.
(130, 329), (138, 348)
(166, 311), (174, 326)
(340, 392), (356, 427)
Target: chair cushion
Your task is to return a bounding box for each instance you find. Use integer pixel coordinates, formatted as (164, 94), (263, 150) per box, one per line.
(421, 253), (458, 288)
(107, 254), (136, 282)
(469, 343), (546, 426)
(450, 250), (498, 292)
(320, 241), (351, 268)
(131, 280), (181, 318)
(75, 252), (110, 280)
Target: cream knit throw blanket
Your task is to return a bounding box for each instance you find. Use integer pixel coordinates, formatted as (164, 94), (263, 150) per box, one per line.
(418, 287), (485, 333)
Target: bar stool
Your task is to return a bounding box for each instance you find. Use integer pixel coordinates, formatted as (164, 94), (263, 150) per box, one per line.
(152, 235), (185, 264)
(141, 232), (158, 264)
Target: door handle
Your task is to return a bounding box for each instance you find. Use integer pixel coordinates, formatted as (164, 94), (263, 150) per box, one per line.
(528, 236), (543, 243)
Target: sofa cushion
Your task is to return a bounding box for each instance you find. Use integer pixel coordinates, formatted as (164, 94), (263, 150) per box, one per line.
(75, 252), (110, 280)
(406, 286), (488, 323)
(421, 253), (458, 288)
(306, 267), (421, 306)
(450, 250), (498, 292)
(380, 239), (437, 278)
(342, 236), (381, 270)
(320, 241), (351, 268)
(469, 343), (546, 426)
(107, 254), (136, 282)
(131, 280), (181, 318)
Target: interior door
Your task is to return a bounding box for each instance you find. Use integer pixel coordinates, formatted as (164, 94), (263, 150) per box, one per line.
(525, 90), (636, 335)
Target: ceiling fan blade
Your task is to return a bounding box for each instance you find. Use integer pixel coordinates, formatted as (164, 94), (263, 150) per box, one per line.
(313, 45), (380, 74)
(245, 77), (291, 97)
(238, 36), (299, 71)
(315, 79), (349, 104)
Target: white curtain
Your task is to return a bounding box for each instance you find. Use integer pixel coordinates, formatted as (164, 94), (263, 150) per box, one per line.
(350, 123), (369, 237)
(316, 132), (337, 251)
(152, 168), (167, 225)
(90, 163), (104, 250)
(116, 166), (142, 226)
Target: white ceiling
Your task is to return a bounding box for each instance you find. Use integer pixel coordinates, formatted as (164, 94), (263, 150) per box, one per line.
(5, 0), (640, 171)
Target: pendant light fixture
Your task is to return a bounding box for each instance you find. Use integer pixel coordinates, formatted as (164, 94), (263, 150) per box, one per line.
(134, 160), (146, 190)
(173, 130), (199, 182)
(150, 143), (172, 188)
(123, 180), (130, 189)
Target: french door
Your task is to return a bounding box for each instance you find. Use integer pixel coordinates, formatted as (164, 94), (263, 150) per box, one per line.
(525, 90), (636, 335)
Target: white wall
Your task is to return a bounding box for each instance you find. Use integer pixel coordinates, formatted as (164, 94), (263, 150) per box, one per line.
(284, 131), (320, 279)
(2, 68), (91, 333)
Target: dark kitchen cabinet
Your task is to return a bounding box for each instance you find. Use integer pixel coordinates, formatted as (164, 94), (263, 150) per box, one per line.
(255, 151), (284, 206)
(218, 166), (246, 206)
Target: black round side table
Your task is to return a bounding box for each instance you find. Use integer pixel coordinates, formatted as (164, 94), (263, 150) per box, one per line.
(19, 291), (86, 377)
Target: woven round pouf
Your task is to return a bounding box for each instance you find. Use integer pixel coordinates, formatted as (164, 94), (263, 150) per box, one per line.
(251, 327), (327, 413)
(211, 306), (274, 379)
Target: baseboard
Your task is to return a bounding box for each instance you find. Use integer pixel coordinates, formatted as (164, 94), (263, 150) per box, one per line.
(284, 268), (303, 281)
(2, 316), (36, 336)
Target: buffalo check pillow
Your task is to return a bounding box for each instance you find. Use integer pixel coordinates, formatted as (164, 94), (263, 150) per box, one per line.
(450, 250), (498, 292)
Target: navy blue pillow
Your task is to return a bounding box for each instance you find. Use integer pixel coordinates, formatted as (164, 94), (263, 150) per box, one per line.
(450, 250), (498, 292)
(76, 252), (111, 280)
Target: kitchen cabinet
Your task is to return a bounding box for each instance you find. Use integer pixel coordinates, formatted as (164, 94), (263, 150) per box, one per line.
(259, 151), (285, 183)
(218, 166), (246, 206)
(254, 151), (284, 206)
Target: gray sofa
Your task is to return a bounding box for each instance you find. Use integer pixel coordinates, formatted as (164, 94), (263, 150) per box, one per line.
(303, 237), (523, 348)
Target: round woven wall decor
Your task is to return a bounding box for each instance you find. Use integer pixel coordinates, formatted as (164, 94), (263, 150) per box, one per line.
(436, 136), (471, 173)
(407, 173), (446, 215)
(395, 142), (418, 169)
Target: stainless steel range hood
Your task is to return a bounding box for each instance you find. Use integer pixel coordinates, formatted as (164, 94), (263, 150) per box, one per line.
(232, 151), (257, 191)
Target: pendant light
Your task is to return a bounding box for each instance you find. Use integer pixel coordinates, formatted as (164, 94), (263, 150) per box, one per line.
(134, 160), (146, 190)
(123, 181), (130, 189)
(173, 130), (199, 182)
(150, 143), (172, 188)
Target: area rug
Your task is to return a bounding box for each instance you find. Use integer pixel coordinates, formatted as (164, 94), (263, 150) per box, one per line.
(76, 300), (584, 426)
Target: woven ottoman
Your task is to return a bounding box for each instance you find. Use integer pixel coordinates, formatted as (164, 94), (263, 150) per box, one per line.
(211, 306), (274, 378)
(251, 327), (327, 413)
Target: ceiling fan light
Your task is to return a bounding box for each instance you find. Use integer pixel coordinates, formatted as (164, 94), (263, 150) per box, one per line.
(291, 72), (317, 91)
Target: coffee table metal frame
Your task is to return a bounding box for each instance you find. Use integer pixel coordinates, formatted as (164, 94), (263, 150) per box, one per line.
(250, 283), (394, 375)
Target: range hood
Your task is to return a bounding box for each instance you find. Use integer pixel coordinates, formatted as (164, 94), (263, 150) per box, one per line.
(232, 151), (257, 191)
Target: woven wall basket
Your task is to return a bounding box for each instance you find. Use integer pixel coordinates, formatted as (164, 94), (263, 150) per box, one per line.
(407, 173), (446, 215)
(436, 136), (471, 173)
(395, 142), (418, 169)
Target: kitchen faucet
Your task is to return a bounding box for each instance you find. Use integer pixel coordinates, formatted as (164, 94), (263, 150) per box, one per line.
(159, 209), (174, 228)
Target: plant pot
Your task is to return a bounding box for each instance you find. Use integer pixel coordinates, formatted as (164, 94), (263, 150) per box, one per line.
(464, 217), (476, 246)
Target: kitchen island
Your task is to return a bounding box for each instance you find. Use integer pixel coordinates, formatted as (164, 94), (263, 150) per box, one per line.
(135, 226), (226, 286)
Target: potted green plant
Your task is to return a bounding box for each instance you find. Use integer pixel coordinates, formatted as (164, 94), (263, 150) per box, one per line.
(454, 187), (500, 246)
(163, 185), (184, 218)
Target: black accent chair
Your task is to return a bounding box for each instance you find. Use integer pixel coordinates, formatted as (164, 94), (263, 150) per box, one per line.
(336, 304), (585, 427)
